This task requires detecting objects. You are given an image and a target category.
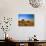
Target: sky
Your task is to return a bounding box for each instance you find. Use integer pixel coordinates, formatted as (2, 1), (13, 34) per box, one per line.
(18, 14), (34, 20)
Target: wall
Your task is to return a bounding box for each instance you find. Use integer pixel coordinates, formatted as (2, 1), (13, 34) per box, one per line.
(0, 0), (46, 40)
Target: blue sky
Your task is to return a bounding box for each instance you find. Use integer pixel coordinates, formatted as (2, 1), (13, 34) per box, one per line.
(18, 14), (34, 20)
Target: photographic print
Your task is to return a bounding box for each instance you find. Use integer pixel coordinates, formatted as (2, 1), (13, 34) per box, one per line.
(18, 14), (34, 26)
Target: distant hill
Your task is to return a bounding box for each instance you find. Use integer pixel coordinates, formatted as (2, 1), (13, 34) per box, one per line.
(18, 19), (34, 26)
